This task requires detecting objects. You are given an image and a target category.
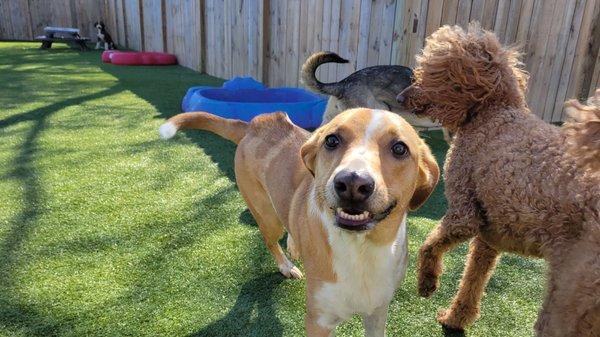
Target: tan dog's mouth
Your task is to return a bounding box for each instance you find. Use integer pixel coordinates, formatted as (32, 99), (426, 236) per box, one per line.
(334, 202), (397, 232)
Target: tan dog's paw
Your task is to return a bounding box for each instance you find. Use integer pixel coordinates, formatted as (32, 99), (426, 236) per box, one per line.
(418, 272), (439, 297)
(279, 262), (304, 279)
(437, 309), (466, 333)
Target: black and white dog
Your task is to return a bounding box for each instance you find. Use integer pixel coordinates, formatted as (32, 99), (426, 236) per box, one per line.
(94, 21), (115, 50)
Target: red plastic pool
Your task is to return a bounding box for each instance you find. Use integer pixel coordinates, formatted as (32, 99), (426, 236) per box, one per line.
(101, 51), (177, 66)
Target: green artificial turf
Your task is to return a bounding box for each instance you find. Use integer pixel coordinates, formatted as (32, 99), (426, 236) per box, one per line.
(0, 42), (546, 336)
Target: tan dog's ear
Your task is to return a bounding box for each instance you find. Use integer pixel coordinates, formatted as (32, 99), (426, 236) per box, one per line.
(300, 131), (321, 176)
(409, 143), (440, 210)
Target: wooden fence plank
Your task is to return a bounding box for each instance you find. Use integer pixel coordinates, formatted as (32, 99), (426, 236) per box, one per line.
(328, 0), (341, 81)
(319, 0), (332, 81)
(142, 0), (163, 52)
(393, 0), (425, 67)
(231, 0), (245, 77)
(537, 0), (569, 120)
(552, 0), (588, 120)
(337, 0), (360, 78)
(441, 0), (459, 25)
(503, 0), (522, 43)
(285, 0), (301, 86)
(115, 0), (126, 46)
(426, 1), (443, 36)
(9, 0), (33, 40)
(481, 0), (498, 29)
(356, 0), (372, 69)
(0, 0), (14, 40)
(366, 0), (384, 67)
(378, 0), (397, 66)
(493, 0), (510, 41)
(456, 0), (473, 27)
(470, 0), (486, 22)
(28, 1), (55, 38)
(297, 0), (310, 84)
(515, 0), (534, 45)
(563, 0), (600, 114)
(524, 0), (554, 115)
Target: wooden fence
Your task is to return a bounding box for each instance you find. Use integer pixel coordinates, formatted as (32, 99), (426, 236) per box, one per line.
(1, 0), (599, 122)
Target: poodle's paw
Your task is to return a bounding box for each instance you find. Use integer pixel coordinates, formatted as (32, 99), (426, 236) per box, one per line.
(418, 273), (439, 297)
(437, 308), (467, 333)
(279, 262), (303, 279)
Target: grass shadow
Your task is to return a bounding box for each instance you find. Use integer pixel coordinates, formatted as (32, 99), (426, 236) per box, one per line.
(0, 86), (124, 336)
(99, 64), (239, 181)
(188, 273), (285, 337)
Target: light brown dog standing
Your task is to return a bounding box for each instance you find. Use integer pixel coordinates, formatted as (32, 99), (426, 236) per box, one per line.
(159, 108), (439, 336)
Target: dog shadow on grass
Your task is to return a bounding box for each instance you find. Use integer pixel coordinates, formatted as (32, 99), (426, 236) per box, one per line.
(188, 272), (285, 337)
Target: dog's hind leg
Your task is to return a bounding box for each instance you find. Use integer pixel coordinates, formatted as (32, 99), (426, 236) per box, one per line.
(418, 208), (479, 298)
(536, 240), (600, 337)
(237, 176), (303, 279)
(436, 236), (499, 331)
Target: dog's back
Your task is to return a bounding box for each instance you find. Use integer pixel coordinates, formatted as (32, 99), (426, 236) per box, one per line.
(301, 52), (430, 127)
(452, 106), (599, 257)
(338, 65), (412, 111)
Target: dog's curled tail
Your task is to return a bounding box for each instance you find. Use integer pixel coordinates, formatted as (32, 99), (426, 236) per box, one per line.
(159, 112), (248, 144)
(562, 89), (600, 171)
(301, 51), (349, 97)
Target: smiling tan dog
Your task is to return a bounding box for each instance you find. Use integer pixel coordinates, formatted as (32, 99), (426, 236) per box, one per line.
(159, 108), (439, 336)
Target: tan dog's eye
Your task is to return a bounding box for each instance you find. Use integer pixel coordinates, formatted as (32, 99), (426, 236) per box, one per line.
(391, 141), (409, 158)
(324, 134), (341, 150)
(452, 84), (462, 92)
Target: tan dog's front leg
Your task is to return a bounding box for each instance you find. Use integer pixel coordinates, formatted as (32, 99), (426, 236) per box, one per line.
(437, 236), (499, 331)
(418, 211), (478, 297)
(362, 304), (388, 337)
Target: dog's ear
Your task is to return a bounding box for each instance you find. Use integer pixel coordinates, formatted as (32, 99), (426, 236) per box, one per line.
(409, 142), (440, 210)
(300, 130), (322, 176)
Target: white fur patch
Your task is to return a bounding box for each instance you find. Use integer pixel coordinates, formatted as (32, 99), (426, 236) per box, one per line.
(315, 212), (409, 328)
(159, 122), (177, 139)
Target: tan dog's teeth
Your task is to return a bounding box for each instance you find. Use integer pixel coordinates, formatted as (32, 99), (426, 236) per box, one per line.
(336, 208), (372, 221)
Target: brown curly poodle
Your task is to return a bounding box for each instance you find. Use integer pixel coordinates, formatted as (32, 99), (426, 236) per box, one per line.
(397, 24), (600, 336)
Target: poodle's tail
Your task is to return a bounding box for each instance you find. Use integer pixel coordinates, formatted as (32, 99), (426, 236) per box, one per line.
(562, 89), (600, 171)
(301, 51), (349, 97)
(159, 112), (248, 144)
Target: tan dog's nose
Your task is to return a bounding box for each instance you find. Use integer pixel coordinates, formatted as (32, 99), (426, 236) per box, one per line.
(334, 170), (375, 202)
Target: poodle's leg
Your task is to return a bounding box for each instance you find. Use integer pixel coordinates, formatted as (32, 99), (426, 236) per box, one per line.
(536, 241), (600, 337)
(418, 210), (479, 297)
(437, 236), (499, 331)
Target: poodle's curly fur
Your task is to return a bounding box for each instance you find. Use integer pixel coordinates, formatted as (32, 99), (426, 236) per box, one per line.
(400, 24), (600, 336)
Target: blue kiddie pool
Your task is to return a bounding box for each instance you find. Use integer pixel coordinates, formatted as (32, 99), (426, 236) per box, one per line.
(181, 77), (327, 129)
